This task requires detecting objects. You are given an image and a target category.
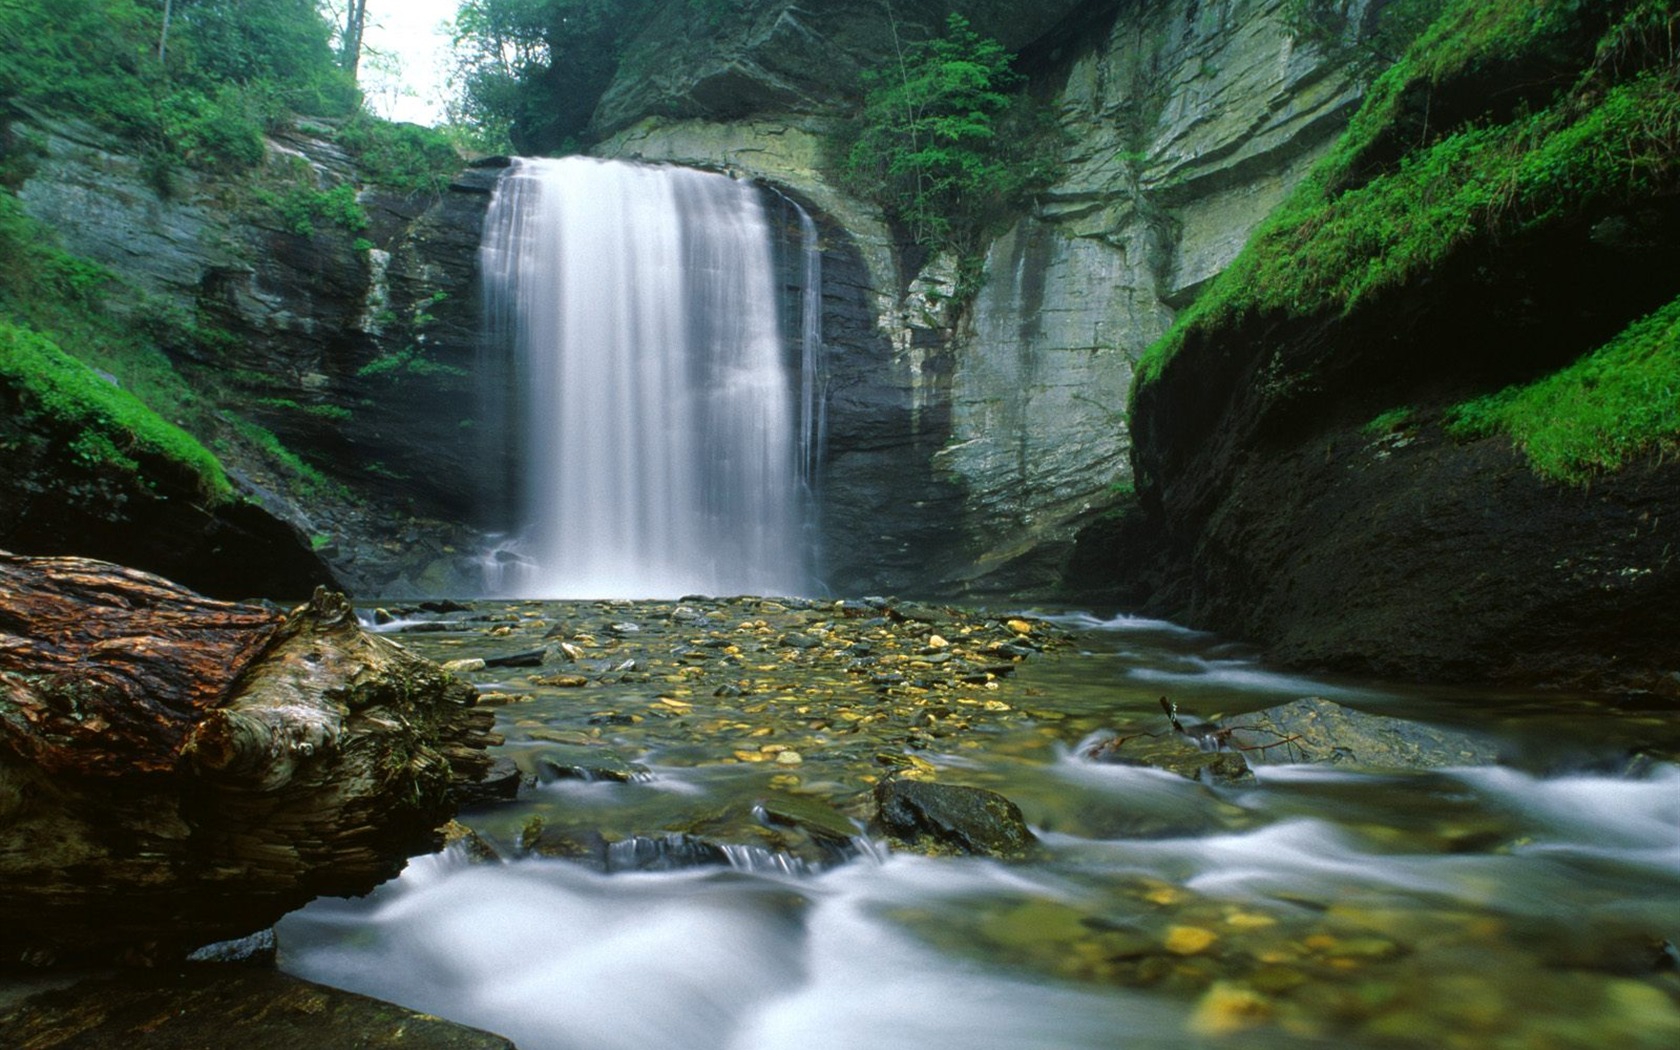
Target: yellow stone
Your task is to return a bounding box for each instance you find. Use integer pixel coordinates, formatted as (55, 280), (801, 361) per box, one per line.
(656, 697), (692, 710)
(982, 700), (1012, 712)
(1224, 910), (1278, 931)
(1006, 619), (1034, 635)
(775, 750), (804, 766)
(1188, 982), (1273, 1037)
(927, 635), (950, 648)
(1164, 926), (1218, 955)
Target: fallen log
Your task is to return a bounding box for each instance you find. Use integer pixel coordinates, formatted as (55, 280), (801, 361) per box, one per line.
(0, 551), (497, 966)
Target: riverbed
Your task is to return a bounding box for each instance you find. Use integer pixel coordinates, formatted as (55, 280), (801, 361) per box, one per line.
(278, 599), (1680, 1048)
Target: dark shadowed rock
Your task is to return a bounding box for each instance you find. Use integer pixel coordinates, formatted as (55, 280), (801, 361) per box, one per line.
(0, 969), (515, 1049)
(871, 778), (1039, 858)
(592, 0), (1091, 140)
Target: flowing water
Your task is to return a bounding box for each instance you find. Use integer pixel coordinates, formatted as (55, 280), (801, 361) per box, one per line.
(477, 158), (812, 598)
(279, 606), (1680, 1049)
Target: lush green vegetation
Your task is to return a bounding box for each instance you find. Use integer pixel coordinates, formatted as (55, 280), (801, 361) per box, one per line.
(835, 14), (1061, 266)
(332, 113), (463, 195)
(0, 0), (356, 177)
(1448, 294), (1680, 484)
(256, 177), (370, 237)
(223, 416), (347, 501)
(0, 0), (475, 519)
(1137, 0), (1680, 388)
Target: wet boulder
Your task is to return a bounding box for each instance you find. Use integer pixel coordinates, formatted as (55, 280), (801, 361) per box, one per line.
(1226, 697), (1500, 770)
(871, 779), (1039, 859)
(1084, 697), (1498, 783)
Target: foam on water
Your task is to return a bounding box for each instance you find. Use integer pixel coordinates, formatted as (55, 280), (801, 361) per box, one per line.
(281, 853), (1206, 1050)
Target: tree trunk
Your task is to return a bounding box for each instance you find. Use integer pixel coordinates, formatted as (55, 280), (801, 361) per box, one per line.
(0, 552), (497, 966)
(341, 0), (369, 77)
(158, 0), (173, 64)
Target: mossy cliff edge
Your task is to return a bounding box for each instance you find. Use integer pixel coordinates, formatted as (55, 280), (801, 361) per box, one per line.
(1128, 0), (1680, 696)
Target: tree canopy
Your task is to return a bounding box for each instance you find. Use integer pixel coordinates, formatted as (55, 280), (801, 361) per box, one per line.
(450, 0), (660, 153)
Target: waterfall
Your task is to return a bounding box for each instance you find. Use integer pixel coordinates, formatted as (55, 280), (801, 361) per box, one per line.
(479, 157), (815, 599)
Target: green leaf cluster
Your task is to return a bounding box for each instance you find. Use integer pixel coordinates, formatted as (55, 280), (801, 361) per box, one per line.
(1447, 294), (1680, 484)
(1138, 0), (1680, 388)
(836, 14), (1059, 259)
(0, 0), (356, 175)
(255, 179), (369, 237)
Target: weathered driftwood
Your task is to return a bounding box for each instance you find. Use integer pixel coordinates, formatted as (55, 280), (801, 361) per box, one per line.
(0, 551), (496, 966)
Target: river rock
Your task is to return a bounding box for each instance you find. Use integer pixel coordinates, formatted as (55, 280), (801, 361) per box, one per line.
(1226, 697), (1500, 770)
(521, 745), (653, 784)
(871, 779), (1039, 859)
(1086, 697), (1498, 782)
(1083, 729), (1255, 786)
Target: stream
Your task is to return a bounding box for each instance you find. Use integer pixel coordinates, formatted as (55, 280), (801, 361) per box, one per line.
(277, 603), (1680, 1048)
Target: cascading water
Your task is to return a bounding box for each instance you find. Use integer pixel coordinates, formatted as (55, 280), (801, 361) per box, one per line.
(478, 157), (815, 599)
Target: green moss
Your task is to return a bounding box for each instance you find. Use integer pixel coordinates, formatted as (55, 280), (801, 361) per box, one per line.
(257, 397), (354, 422)
(0, 193), (242, 491)
(1135, 0), (1677, 389)
(0, 319), (232, 502)
(1447, 295), (1680, 484)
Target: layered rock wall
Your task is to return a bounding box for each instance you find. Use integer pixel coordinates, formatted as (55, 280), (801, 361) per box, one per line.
(599, 0), (1361, 597)
(13, 114), (496, 595)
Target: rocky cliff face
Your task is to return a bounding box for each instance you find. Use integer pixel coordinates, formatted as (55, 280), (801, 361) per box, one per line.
(12, 114), (496, 596)
(599, 0), (1361, 597)
(1128, 1), (1680, 697)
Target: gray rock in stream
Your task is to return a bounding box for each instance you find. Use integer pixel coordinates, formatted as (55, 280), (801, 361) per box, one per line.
(1227, 697), (1501, 770)
(1086, 697), (1499, 782)
(871, 779), (1039, 859)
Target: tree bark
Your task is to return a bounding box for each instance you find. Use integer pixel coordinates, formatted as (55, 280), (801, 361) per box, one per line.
(341, 0), (369, 77)
(0, 552), (497, 966)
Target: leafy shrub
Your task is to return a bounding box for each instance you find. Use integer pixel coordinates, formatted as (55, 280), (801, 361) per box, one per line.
(837, 14), (1060, 260)
(256, 180), (369, 237)
(333, 114), (461, 196)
